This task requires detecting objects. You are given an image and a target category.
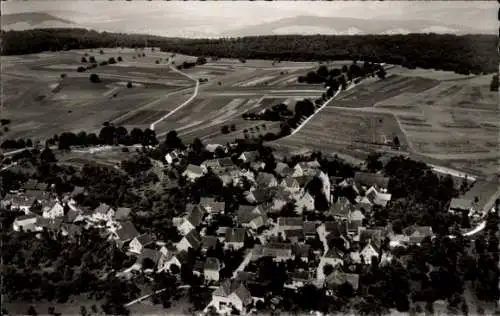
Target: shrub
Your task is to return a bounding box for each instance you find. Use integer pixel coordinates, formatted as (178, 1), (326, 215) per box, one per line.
(127, 82), (133, 88)
(89, 74), (101, 83)
(77, 66), (86, 72)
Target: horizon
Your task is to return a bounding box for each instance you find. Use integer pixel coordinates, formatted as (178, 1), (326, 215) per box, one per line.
(1, 1), (496, 38)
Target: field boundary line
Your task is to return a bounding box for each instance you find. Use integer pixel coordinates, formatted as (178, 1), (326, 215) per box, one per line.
(150, 65), (199, 131)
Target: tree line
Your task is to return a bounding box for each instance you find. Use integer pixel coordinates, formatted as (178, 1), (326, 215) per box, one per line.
(1, 29), (497, 75)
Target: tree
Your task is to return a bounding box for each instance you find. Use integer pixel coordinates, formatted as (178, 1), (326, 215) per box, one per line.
(60, 73), (67, 78)
(221, 126), (230, 134)
(490, 74), (499, 92)
(27, 306), (37, 316)
(393, 136), (400, 148)
(77, 66), (86, 72)
(80, 306), (88, 316)
(127, 82), (133, 88)
(89, 74), (101, 83)
(99, 49), (104, 54)
(117, 56), (123, 62)
(81, 57), (87, 63)
(108, 57), (117, 64)
(376, 66), (387, 79)
(230, 124), (236, 132)
(41, 147), (57, 163)
(89, 56), (96, 63)
(323, 264), (334, 276)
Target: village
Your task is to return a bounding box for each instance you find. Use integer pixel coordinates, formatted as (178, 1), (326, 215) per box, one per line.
(2, 138), (497, 316)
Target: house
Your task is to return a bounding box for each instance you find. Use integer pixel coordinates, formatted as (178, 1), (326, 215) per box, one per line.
(92, 203), (115, 222)
(129, 233), (155, 254)
(294, 191), (315, 213)
(238, 151), (259, 163)
(448, 198), (474, 214)
(204, 257), (224, 282)
(354, 172), (390, 190)
(270, 189), (292, 212)
(71, 186), (86, 197)
(236, 169), (256, 185)
(245, 188), (274, 204)
(280, 177), (301, 194)
(351, 243), (380, 265)
(139, 249), (162, 271)
(42, 201), (65, 219)
(277, 217), (303, 232)
(37, 217), (63, 232)
(325, 270), (360, 291)
(359, 228), (384, 248)
(402, 225), (433, 244)
(178, 205), (205, 235)
(204, 280), (252, 314)
(236, 206), (267, 231)
(201, 236), (219, 253)
(348, 209), (365, 232)
(252, 243), (293, 262)
(318, 247), (345, 280)
(201, 158), (235, 172)
(63, 208), (80, 224)
(292, 244), (311, 262)
(224, 228), (246, 250)
(199, 197), (225, 214)
(177, 229), (202, 251)
(303, 221), (319, 239)
(285, 271), (314, 290)
(283, 229), (304, 243)
(292, 161), (320, 177)
(358, 186), (392, 207)
(256, 172), (278, 188)
(182, 164), (204, 181)
(158, 250), (188, 273)
(327, 197), (353, 220)
(193, 260), (205, 277)
(13, 214), (40, 232)
(205, 144), (227, 153)
(165, 150), (183, 164)
(275, 162), (294, 178)
(114, 221), (140, 248)
(388, 234), (410, 248)
(60, 223), (82, 239)
(1, 193), (33, 212)
(114, 207), (132, 221)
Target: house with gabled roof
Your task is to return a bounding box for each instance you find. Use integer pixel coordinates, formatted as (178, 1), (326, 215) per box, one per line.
(280, 177), (301, 194)
(358, 227), (384, 247)
(199, 197), (225, 214)
(201, 235), (219, 253)
(351, 242), (380, 265)
(177, 229), (202, 252)
(165, 149), (183, 165)
(158, 250), (189, 273)
(113, 220), (140, 248)
(204, 280), (252, 314)
(357, 186), (392, 207)
(275, 162), (294, 178)
(256, 172), (278, 188)
(182, 164), (205, 182)
(270, 189), (293, 212)
(245, 187), (274, 204)
(238, 151), (259, 163)
(294, 191), (315, 213)
(402, 225), (433, 244)
(202, 158), (235, 173)
(1, 193), (32, 212)
(236, 206), (267, 231)
(277, 217), (303, 232)
(318, 247), (346, 280)
(292, 243), (311, 262)
(303, 221), (319, 239)
(327, 197), (353, 220)
(178, 205), (206, 235)
(252, 243), (293, 262)
(283, 229), (304, 243)
(354, 172), (390, 190)
(114, 207), (132, 221)
(92, 203), (115, 222)
(129, 233), (155, 254)
(42, 201), (65, 219)
(292, 161), (321, 178)
(204, 257), (224, 282)
(224, 228), (247, 250)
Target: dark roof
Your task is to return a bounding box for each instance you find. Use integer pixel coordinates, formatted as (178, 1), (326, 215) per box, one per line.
(359, 229), (383, 248)
(326, 271), (360, 290)
(246, 283), (267, 298)
(71, 186), (85, 196)
(354, 172), (390, 189)
(199, 197), (225, 212)
(240, 151), (259, 162)
(278, 217), (303, 227)
(303, 221), (319, 235)
(324, 247), (345, 259)
(62, 223), (82, 238)
(64, 209), (80, 223)
(202, 235), (218, 250)
(36, 182), (49, 191)
(294, 175), (314, 187)
(282, 177), (300, 188)
(284, 229), (304, 240)
(324, 221), (348, 237)
(24, 190), (50, 201)
(184, 230), (202, 249)
(275, 162), (293, 176)
(235, 271), (258, 283)
(116, 221), (140, 241)
(115, 207), (132, 221)
(236, 206), (262, 225)
(135, 233), (155, 246)
(186, 206), (205, 227)
(292, 244), (311, 258)
(184, 164), (204, 175)
(23, 179), (39, 191)
(225, 228), (246, 243)
(248, 188), (274, 203)
(140, 249), (161, 264)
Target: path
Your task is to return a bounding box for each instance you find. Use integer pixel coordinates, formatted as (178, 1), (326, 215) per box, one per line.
(150, 65), (200, 131)
(232, 250), (253, 279)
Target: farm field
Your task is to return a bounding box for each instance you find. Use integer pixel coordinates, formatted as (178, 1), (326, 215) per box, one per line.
(269, 70), (499, 177)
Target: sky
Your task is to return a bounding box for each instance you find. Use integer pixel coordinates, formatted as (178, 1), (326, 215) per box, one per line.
(1, 1), (496, 36)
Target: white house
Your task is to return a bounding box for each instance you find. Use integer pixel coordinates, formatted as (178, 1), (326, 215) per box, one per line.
(12, 214), (39, 232)
(42, 201), (65, 219)
(129, 233), (155, 254)
(316, 170), (331, 205)
(317, 247), (345, 280)
(177, 230), (202, 252)
(295, 191), (315, 213)
(157, 250), (188, 273)
(92, 203), (115, 222)
(182, 164), (205, 182)
(204, 280), (253, 315)
(281, 177), (301, 194)
(238, 151), (259, 163)
(351, 243), (380, 265)
(224, 228), (246, 250)
(165, 150), (182, 165)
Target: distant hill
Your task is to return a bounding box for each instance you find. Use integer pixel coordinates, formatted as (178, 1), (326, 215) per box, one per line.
(221, 15), (491, 37)
(1, 12), (76, 30)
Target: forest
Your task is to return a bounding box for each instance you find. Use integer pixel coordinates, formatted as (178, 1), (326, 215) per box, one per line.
(1, 28), (497, 75)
